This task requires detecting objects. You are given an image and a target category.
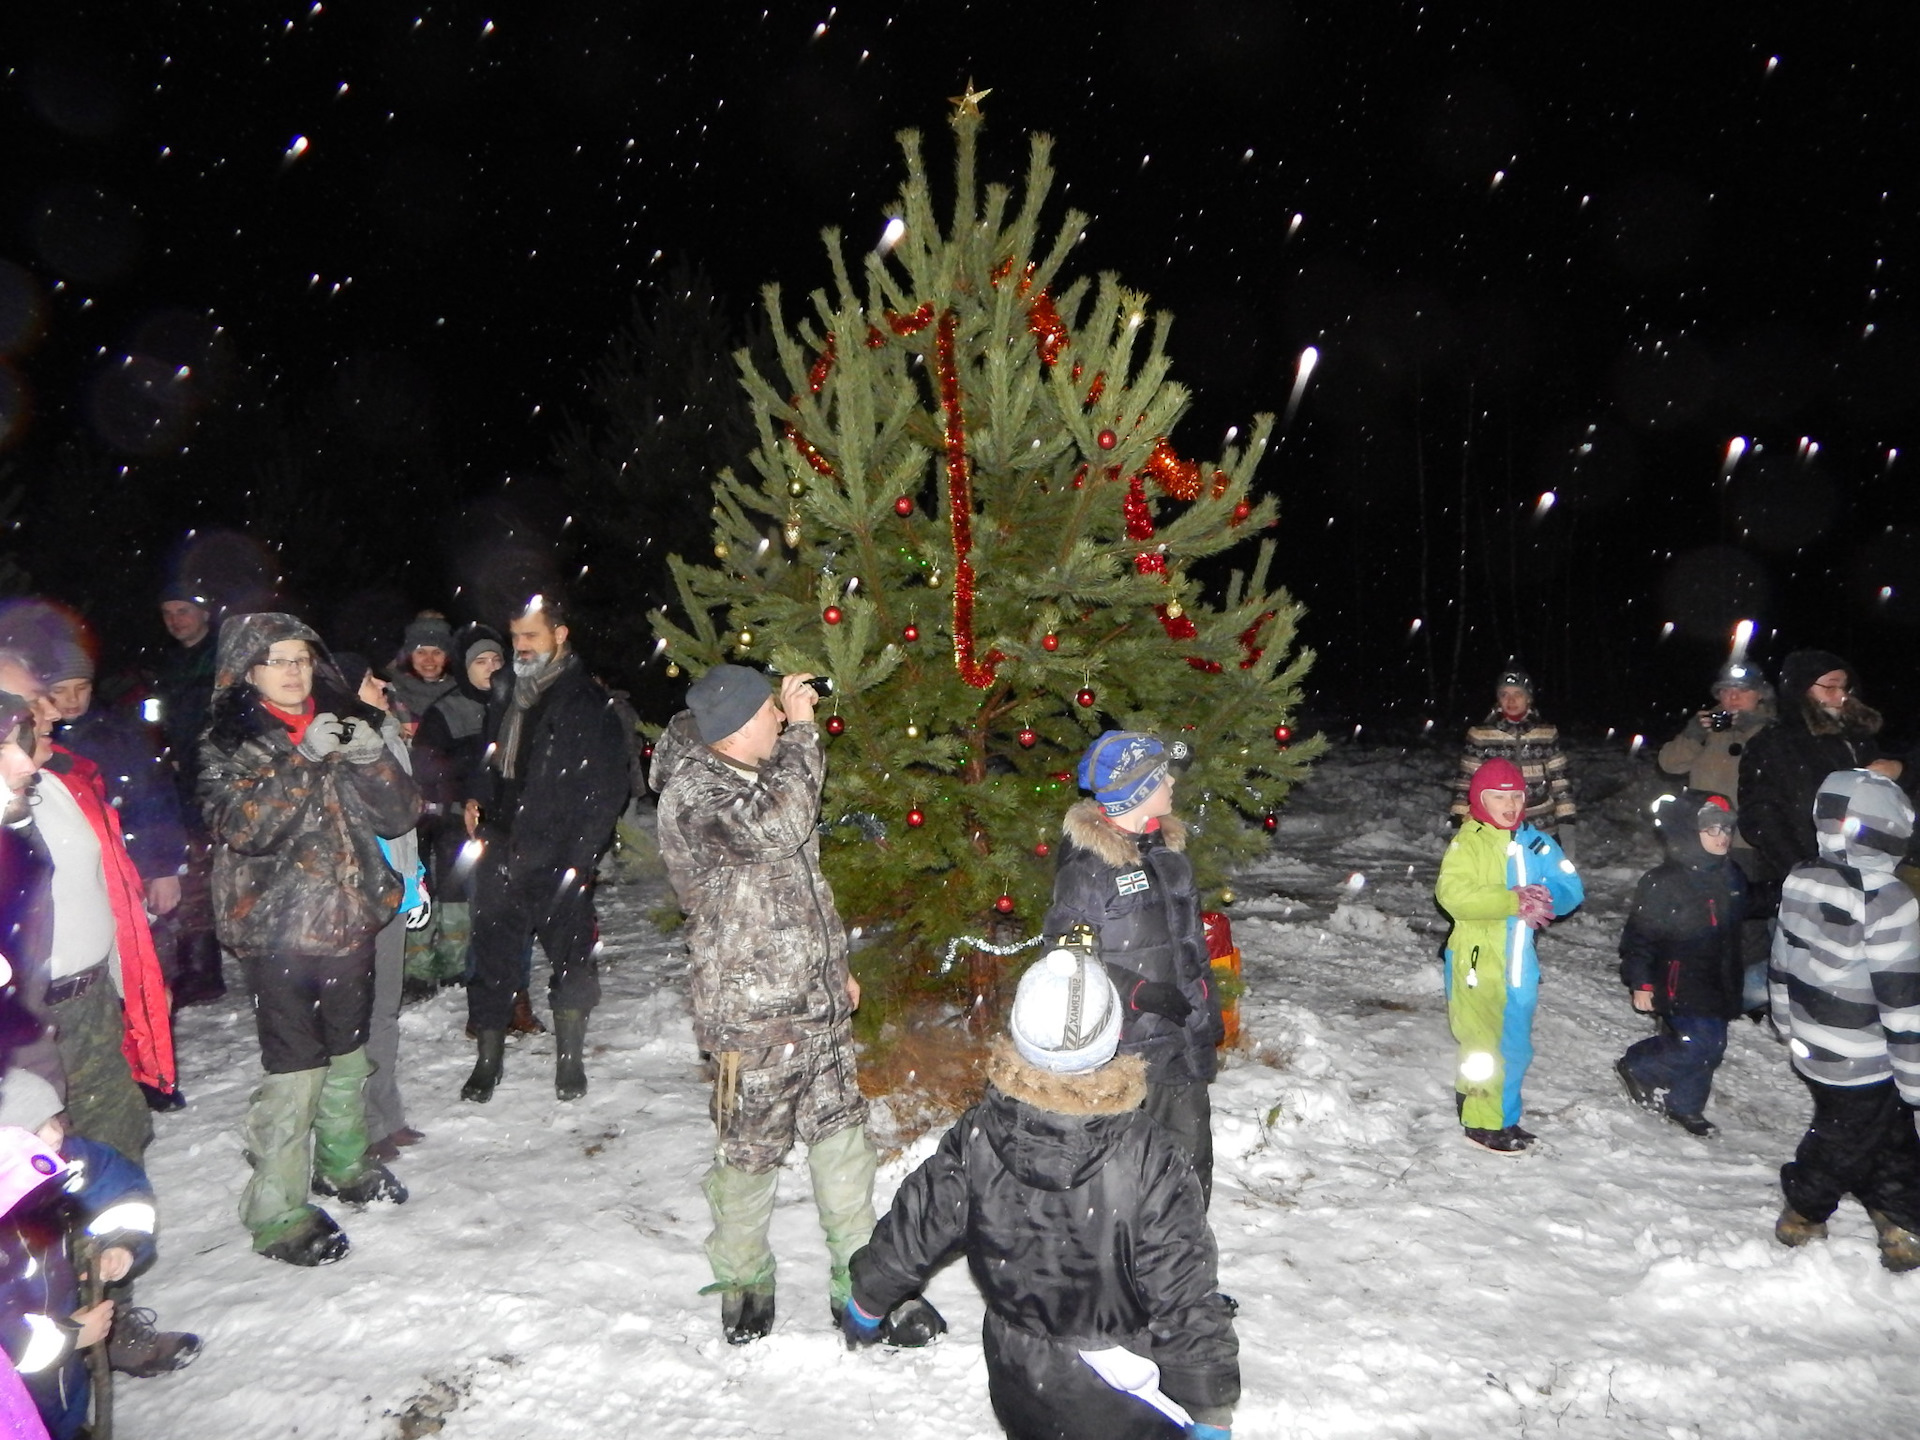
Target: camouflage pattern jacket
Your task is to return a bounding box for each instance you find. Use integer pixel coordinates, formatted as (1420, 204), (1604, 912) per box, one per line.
(649, 710), (853, 1054)
(197, 614), (421, 959)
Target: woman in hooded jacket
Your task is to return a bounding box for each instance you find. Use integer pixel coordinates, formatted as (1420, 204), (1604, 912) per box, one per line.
(197, 614), (420, 1266)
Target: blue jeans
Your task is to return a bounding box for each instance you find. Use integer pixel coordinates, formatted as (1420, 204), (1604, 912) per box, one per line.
(1622, 1013), (1728, 1117)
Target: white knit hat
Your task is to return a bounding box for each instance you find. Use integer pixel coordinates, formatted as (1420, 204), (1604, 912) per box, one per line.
(1010, 946), (1123, 1073)
(0, 1070), (63, 1133)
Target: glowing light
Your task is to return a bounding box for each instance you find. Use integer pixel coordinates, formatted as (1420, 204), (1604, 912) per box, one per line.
(1344, 872), (1366, 892)
(1461, 1052), (1496, 1083)
(1720, 436), (1746, 480)
(1490, 170), (1505, 190)
(1766, 55), (1779, 74)
(1287, 213), (1303, 238)
(1630, 734), (1646, 756)
(1283, 346), (1318, 428)
(285, 135), (309, 161)
(1880, 586), (1895, 602)
(876, 217), (906, 254)
(1534, 492), (1557, 518)
(1408, 618), (1423, 636)
(1732, 619), (1755, 654)
(1659, 622), (1675, 640)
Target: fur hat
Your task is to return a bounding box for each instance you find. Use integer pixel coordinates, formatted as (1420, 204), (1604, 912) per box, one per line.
(0, 1070), (62, 1133)
(1009, 945), (1123, 1074)
(685, 664), (772, 744)
(0, 1126), (66, 1219)
(1077, 731), (1170, 817)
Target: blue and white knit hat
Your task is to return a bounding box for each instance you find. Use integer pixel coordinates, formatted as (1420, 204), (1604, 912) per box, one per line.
(1078, 731), (1170, 817)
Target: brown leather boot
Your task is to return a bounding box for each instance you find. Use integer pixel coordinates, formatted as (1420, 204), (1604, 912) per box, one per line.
(509, 991), (546, 1036)
(1774, 1207), (1827, 1248)
(1868, 1209), (1920, 1272)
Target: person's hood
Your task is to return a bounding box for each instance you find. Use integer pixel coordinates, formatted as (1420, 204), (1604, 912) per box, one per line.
(1779, 649), (1854, 703)
(1061, 798), (1187, 867)
(1651, 792), (1724, 871)
(976, 1040), (1149, 1192)
(212, 612), (345, 698)
(1813, 769), (1913, 876)
(648, 709), (726, 794)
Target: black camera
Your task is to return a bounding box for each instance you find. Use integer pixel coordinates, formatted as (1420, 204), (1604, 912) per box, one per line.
(1709, 710), (1735, 732)
(805, 676), (834, 696)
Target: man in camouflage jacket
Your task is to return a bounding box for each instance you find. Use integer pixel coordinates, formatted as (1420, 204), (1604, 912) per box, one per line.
(199, 613), (420, 1266)
(650, 664), (882, 1345)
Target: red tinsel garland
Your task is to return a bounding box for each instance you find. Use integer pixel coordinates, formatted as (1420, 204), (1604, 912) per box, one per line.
(1145, 438), (1203, 501)
(808, 332), (837, 394)
(935, 308), (1006, 689)
(886, 304), (935, 336)
(1123, 476), (1155, 541)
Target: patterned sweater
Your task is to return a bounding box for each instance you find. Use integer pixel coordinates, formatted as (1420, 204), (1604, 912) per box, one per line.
(1449, 711), (1575, 833)
(1769, 769), (1920, 1100)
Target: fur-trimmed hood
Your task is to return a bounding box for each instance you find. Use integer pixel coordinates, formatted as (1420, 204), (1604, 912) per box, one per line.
(978, 1038), (1148, 1192)
(1060, 798), (1186, 869)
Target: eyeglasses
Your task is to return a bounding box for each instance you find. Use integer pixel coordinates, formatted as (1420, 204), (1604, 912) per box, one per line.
(258, 656), (314, 671)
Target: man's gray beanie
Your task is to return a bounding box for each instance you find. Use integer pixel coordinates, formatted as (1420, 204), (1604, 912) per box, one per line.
(686, 664), (773, 744)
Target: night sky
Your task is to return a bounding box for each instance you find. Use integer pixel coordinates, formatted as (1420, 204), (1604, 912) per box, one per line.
(3, 3), (1915, 736)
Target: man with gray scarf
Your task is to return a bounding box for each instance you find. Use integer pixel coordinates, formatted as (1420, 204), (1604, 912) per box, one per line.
(459, 597), (630, 1103)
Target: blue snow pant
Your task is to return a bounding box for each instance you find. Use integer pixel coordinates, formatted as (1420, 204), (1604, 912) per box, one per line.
(1621, 1013), (1728, 1118)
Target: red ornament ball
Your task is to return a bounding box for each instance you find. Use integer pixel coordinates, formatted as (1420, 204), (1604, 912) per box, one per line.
(894, 495), (915, 517)
(1232, 500), (1253, 522)
(994, 894), (1016, 914)
(902, 624), (919, 642)
(1273, 725), (1292, 743)
(1075, 687), (1097, 708)
(1263, 814), (1278, 833)
(823, 605), (843, 625)
(1040, 633), (1060, 652)
(1050, 771), (1074, 783)
(1033, 841), (1051, 858)
(1096, 429), (1117, 451)
(642, 743), (654, 760)
(1017, 727), (1038, 749)
(906, 808), (925, 828)
(825, 715), (845, 736)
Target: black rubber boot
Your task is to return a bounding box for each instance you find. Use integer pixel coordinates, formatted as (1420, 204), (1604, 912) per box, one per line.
(553, 1009), (588, 1102)
(171, 931), (227, 1009)
(461, 1029), (507, 1103)
(258, 1210), (350, 1267)
(722, 1288), (776, 1344)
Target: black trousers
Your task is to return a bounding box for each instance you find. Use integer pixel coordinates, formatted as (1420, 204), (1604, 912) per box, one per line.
(1144, 1080), (1213, 1209)
(1781, 1075), (1920, 1231)
(242, 944), (376, 1074)
(466, 844), (600, 1031)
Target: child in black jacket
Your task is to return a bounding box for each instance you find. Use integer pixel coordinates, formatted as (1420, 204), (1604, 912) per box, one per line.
(1614, 794), (1748, 1137)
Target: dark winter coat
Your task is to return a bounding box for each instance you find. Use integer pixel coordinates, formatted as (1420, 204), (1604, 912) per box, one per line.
(1618, 829), (1749, 1021)
(150, 629), (218, 802)
(0, 818), (52, 1058)
(466, 653), (629, 885)
(850, 1044), (1239, 1439)
(1448, 709), (1575, 833)
(650, 710), (854, 1054)
(197, 614), (420, 959)
(1739, 654), (1891, 890)
(1044, 802), (1220, 1086)
(51, 706), (186, 884)
(410, 676), (489, 883)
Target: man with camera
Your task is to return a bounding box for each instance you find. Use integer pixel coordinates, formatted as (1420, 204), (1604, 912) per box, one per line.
(459, 597), (632, 1104)
(649, 664), (940, 1349)
(1657, 660), (1773, 820)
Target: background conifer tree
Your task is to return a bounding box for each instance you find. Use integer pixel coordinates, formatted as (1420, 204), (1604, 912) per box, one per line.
(653, 94), (1324, 1009)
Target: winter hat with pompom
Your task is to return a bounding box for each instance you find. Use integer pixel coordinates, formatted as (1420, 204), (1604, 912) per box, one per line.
(1077, 731), (1170, 817)
(0, 1126), (66, 1220)
(1009, 944), (1123, 1074)
(1467, 758), (1528, 829)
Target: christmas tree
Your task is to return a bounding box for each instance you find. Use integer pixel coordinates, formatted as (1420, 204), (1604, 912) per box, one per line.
(652, 90), (1324, 1010)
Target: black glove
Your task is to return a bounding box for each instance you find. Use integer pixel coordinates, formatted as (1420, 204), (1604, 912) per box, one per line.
(1129, 980), (1194, 1024)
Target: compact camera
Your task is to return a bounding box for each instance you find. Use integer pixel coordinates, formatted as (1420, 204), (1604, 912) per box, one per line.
(1709, 710), (1736, 732)
(805, 676), (835, 697)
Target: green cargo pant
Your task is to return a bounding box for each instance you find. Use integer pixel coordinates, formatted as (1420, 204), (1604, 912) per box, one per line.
(241, 1046), (373, 1248)
(49, 973), (153, 1164)
(404, 900), (471, 987)
(703, 1121), (877, 1304)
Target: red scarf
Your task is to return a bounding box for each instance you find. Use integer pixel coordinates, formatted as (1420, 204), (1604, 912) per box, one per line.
(47, 746), (176, 1093)
(263, 698), (317, 745)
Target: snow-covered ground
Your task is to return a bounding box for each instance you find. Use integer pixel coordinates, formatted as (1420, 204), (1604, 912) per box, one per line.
(119, 742), (1920, 1439)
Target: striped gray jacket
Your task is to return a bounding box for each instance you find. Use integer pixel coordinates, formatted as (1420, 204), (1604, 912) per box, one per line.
(1768, 768), (1920, 1100)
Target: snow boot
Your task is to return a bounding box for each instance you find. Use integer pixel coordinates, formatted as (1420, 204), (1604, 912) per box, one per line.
(553, 1009), (588, 1101)
(313, 1162), (409, 1207)
(1464, 1126), (1528, 1154)
(108, 1306), (201, 1377)
(170, 930), (227, 1009)
(258, 1208), (349, 1267)
(1774, 1207), (1827, 1248)
(509, 990), (546, 1036)
(1666, 1111), (1717, 1138)
(1868, 1209), (1920, 1273)
(721, 1287), (776, 1345)
(1614, 1058), (1665, 1115)
(461, 1029), (506, 1103)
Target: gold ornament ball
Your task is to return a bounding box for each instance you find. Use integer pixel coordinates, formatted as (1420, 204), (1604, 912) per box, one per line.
(905, 722), (921, 739)
(713, 542), (730, 560)
(1165, 598), (1184, 619)
(1219, 888), (1236, 905)
(736, 629), (754, 648)
(787, 479), (806, 497)
(784, 524), (802, 547)
(665, 662), (681, 678)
